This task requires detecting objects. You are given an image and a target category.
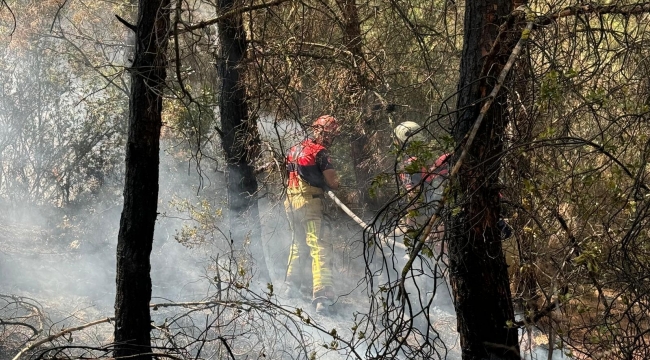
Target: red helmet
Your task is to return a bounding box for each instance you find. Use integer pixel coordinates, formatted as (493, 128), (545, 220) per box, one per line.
(312, 115), (340, 135)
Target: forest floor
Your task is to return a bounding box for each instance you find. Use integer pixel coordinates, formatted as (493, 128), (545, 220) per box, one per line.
(0, 200), (461, 359)
(0, 188), (567, 360)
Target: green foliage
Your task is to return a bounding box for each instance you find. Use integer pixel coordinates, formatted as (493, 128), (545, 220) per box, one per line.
(539, 70), (563, 104)
(369, 173), (391, 198)
(170, 196), (224, 248)
(585, 88), (608, 107)
(164, 87), (218, 150)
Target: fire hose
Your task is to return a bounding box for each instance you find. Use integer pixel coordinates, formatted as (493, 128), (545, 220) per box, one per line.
(325, 191), (407, 251)
(325, 191), (453, 302)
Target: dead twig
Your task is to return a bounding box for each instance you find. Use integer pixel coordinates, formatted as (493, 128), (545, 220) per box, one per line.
(11, 317), (114, 360)
(179, 0), (291, 34)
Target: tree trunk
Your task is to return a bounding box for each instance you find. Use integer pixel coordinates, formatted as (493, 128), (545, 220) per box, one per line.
(114, 0), (170, 359)
(336, 0), (374, 205)
(449, 1), (520, 359)
(216, 0), (271, 283)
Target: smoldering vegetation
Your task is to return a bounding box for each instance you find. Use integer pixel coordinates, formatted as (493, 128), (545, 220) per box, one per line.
(0, 145), (334, 359)
(5, 0), (650, 359)
(0, 105), (458, 359)
(0, 151), (456, 360)
(2, 0), (460, 357)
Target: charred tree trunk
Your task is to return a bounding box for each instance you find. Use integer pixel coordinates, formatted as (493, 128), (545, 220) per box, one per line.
(216, 0), (270, 283)
(449, 1), (520, 359)
(114, 0), (170, 359)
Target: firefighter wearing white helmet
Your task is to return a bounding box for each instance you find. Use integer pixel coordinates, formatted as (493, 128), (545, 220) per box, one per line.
(393, 121), (428, 192)
(392, 122), (450, 325)
(394, 121), (425, 145)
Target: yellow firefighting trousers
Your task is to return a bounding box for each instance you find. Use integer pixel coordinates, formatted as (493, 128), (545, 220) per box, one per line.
(284, 185), (333, 298)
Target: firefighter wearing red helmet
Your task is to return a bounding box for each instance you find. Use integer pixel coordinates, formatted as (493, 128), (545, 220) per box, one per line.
(283, 115), (340, 314)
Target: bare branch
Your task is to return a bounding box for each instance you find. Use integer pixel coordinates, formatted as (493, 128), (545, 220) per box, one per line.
(115, 14), (137, 32)
(1, 0), (16, 36)
(11, 318), (114, 360)
(219, 337), (236, 359)
(49, 0), (68, 33)
(554, 212), (610, 309)
(179, 0), (291, 33)
(150, 300), (245, 310)
(0, 319), (40, 338)
(540, 2), (650, 25)
(514, 286), (568, 327)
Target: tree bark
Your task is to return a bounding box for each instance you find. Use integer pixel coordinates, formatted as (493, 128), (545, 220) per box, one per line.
(449, 1), (520, 359)
(114, 0), (170, 359)
(336, 0), (374, 205)
(216, 0), (270, 283)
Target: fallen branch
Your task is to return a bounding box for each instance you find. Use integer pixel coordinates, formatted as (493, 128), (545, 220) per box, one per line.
(9, 301), (244, 360)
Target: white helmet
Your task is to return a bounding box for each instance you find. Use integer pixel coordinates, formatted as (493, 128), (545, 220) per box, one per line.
(394, 121), (424, 143)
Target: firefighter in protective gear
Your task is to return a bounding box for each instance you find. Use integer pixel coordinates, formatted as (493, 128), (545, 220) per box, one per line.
(392, 122), (453, 325)
(394, 121), (425, 145)
(393, 121), (436, 226)
(284, 115), (340, 314)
